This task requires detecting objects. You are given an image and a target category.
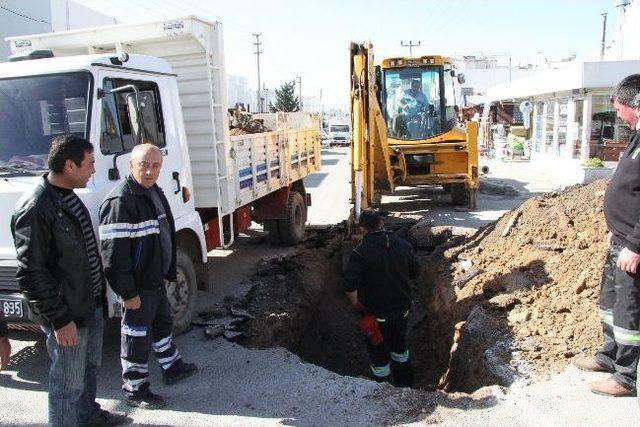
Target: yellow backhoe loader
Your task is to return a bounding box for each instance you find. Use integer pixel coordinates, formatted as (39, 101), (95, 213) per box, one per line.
(349, 42), (479, 225)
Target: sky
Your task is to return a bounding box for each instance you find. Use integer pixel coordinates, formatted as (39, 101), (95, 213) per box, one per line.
(74, 0), (623, 108)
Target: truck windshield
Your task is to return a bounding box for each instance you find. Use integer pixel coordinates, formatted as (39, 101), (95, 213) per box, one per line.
(0, 72), (91, 173)
(330, 125), (349, 133)
(384, 66), (448, 140)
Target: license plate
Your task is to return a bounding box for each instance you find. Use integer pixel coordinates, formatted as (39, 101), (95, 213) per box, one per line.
(1, 299), (23, 318)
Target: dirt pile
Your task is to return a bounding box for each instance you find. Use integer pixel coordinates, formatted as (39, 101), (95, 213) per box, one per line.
(234, 181), (610, 394)
(431, 180), (608, 380)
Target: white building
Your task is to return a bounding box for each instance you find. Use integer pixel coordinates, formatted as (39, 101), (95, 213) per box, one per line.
(483, 60), (640, 165)
(1, 0), (116, 61)
(455, 55), (538, 105)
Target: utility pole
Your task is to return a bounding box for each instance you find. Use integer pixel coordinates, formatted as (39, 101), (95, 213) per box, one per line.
(253, 33), (262, 112)
(296, 76), (302, 111)
(400, 40), (421, 58)
(600, 13), (607, 61)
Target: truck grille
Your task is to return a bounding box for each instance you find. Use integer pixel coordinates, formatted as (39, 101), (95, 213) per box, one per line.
(0, 265), (19, 291)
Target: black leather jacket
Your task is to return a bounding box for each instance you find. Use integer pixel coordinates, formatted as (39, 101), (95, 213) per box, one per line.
(11, 175), (104, 329)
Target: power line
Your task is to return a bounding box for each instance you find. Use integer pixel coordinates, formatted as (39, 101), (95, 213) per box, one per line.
(0, 5), (49, 24)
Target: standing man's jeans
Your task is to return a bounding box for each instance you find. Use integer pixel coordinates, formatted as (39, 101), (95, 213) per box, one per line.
(41, 307), (104, 426)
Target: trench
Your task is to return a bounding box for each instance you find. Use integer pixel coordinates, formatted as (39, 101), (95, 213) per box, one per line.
(237, 230), (509, 393)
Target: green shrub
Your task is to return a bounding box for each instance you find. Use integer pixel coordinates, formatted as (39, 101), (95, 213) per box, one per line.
(507, 133), (525, 151)
(582, 157), (605, 168)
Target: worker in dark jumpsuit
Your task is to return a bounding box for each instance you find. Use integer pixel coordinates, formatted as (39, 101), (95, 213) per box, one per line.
(344, 209), (421, 387)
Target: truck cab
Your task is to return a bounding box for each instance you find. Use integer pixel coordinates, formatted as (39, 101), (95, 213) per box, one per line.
(0, 52), (207, 332)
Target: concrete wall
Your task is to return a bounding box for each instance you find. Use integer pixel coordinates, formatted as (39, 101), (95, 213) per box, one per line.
(1, 0), (116, 62)
(49, 0), (116, 32)
(0, 1), (51, 61)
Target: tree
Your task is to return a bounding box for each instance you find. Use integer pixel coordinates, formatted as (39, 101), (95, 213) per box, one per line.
(269, 80), (300, 112)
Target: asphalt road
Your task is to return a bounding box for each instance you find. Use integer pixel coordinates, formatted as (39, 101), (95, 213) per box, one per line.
(0, 149), (637, 426)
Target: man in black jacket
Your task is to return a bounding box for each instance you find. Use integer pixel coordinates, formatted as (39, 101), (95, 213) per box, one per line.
(99, 144), (197, 410)
(11, 135), (126, 426)
(344, 209), (421, 387)
(574, 74), (640, 397)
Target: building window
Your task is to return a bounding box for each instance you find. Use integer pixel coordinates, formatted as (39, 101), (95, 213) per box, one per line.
(557, 100), (568, 156)
(545, 101), (554, 154)
(533, 102), (544, 153)
(590, 94), (631, 160)
(572, 100), (584, 159)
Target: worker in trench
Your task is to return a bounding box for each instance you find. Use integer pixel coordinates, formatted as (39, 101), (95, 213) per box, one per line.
(343, 209), (421, 386)
(574, 74), (640, 397)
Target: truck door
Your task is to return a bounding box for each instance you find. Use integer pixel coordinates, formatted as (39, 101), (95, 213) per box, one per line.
(98, 73), (188, 219)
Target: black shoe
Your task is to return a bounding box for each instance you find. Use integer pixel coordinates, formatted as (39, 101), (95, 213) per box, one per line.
(163, 361), (198, 385)
(89, 409), (131, 426)
(125, 391), (166, 410)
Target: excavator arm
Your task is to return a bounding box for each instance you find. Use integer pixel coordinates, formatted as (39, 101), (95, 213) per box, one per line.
(349, 42), (394, 221)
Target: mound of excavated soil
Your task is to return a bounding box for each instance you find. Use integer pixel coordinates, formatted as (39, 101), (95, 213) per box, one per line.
(435, 180), (608, 377)
(235, 180), (610, 394)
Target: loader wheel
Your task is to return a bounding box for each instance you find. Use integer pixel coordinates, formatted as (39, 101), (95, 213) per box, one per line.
(442, 184), (452, 194)
(278, 191), (307, 245)
(450, 183), (470, 206)
(372, 191), (382, 207)
(166, 248), (198, 335)
(469, 188), (479, 210)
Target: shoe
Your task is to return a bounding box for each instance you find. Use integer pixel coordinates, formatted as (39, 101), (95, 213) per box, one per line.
(163, 361), (198, 385)
(125, 391), (167, 410)
(89, 409), (131, 426)
(573, 356), (611, 373)
(588, 377), (635, 397)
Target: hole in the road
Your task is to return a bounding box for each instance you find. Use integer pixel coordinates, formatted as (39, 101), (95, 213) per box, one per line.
(237, 229), (505, 393)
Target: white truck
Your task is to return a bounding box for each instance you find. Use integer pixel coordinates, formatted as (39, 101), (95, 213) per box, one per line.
(327, 119), (351, 147)
(0, 16), (321, 332)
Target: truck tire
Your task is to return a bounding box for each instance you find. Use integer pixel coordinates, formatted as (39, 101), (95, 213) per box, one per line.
(166, 248), (197, 335)
(450, 183), (469, 206)
(278, 191), (307, 245)
(264, 219), (282, 245)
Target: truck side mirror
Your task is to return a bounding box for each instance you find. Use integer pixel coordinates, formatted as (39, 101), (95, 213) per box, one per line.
(126, 91), (160, 146)
(457, 73), (466, 84)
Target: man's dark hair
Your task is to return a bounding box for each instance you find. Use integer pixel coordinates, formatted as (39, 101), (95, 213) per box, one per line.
(48, 135), (94, 173)
(358, 209), (383, 231)
(611, 74), (640, 106)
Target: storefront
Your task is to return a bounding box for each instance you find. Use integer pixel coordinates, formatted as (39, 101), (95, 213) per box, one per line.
(482, 60), (640, 164)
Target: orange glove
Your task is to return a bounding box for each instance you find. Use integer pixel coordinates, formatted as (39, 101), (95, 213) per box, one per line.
(358, 314), (383, 346)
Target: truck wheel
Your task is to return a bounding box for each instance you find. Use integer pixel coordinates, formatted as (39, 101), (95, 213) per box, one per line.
(450, 183), (470, 206)
(442, 184), (452, 194)
(264, 219), (282, 245)
(166, 248), (197, 334)
(278, 191), (307, 245)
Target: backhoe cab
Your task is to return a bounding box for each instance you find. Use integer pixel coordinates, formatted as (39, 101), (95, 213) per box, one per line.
(349, 43), (479, 226)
